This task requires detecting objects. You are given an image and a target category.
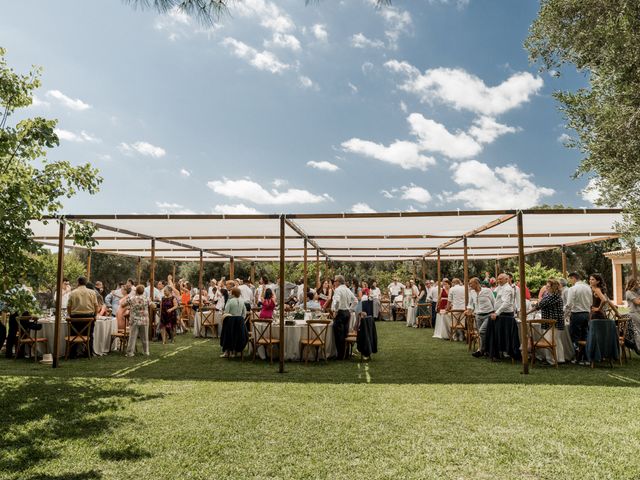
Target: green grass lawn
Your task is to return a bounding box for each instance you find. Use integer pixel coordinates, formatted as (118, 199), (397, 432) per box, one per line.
(1, 322), (640, 480)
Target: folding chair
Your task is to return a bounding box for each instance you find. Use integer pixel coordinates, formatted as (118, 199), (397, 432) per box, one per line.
(65, 316), (95, 360)
(416, 302), (432, 328)
(300, 320), (331, 364)
(466, 313), (480, 352)
(110, 313), (129, 353)
(380, 296), (390, 320)
(527, 318), (558, 368)
(15, 315), (48, 361)
(615, 315), (630, 365)
(199, 308), (216, 338)
(251, 319), (280, 364)
(449, 310), (466, 342)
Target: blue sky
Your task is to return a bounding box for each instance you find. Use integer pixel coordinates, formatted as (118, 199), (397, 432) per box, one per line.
(2, 0), (593, 214)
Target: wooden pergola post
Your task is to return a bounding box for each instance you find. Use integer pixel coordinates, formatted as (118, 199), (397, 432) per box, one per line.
(278, 215), (285, 374)
(495, 258), (499, 279)
(517, 211), (529, 374)
(412, 261), (417, 281)
(631, 243), (638, 280)
(421, 259), (427, 284)
(229, 257), (235, 280)
(303, 239), (308, 310)
(463, 236), (469, 305)
(136, 257), (141, 284)
(149, 238), (156, 341)
(250, 262), (255, 284)
(316, 249), (320, 288)
(436, 249), (441, 305)
(561, 245), (567, 278)
(198, 251), (204, 297)
(86, 250), (92, 282)
(52, 220), (65, 368)
(172, 262), (176, 282)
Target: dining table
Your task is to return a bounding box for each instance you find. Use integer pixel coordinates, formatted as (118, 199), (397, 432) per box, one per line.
(31, 315), (118, 357)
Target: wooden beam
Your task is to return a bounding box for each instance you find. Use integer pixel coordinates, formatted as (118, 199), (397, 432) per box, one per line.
(632, 244), (638, 280)
(229, 257), (235, 279)
(149, 238), (156, 341)
(284, 218), (330, 259)
(494, 258), (499, 278)
(436, 249), (441, 308)
(198, 251), (204, 299)
(86, 250), (92, 282)
(136, 257), (141, 284)
(250, 262), (255, 284)
(52, 221), (65, 369)
(279, 215), (285, 374)
(303, 239), (308, 310)
(561, 245), (568, 278)
(517, 211), (529, 375)
(463, 236), (469, 306)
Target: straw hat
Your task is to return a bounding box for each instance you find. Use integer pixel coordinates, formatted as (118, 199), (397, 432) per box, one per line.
(40, 353), (53, 365)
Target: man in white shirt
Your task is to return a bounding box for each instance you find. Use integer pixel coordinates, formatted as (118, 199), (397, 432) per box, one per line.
(427, 280), (439, 326)
(331, 275), (357, 360)
(466, 277), (495, 357)
(491, 273), (515, 321)
(388, 278), (403, 302)
(565, 272), (592, 355)
(447, 278), (466, 340)
(238, 279), (253, 311)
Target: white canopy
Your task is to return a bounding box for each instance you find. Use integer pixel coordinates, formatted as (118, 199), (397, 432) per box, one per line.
(31, 209), (622, 262)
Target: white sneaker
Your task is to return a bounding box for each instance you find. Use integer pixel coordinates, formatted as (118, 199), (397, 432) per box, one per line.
(125, 353), (134, 357)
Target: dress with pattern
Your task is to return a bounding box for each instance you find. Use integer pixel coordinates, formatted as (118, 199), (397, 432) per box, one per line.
(160, 296), (177, 328)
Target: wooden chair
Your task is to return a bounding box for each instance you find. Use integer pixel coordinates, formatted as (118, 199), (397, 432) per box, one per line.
(199, 308), (216, 338)
(110, 313), (129, 353)
(15, 316), (48, 361)
(615, 315), (630, 365)
(449, 310), (466, 342)
(346, 330), (358, 358)
(251, 319), (280, 364)
(380, 295), (390, 320)
(466, 313), (480, 352)
(416, 302), (432, 328)
(65, 316), (95, 360)
(395, 306), (407, 322)
(527, 318), (558, 368)
(300, 320), (331, 364)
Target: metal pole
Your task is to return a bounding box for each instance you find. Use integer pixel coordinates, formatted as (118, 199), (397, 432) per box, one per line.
(463, 236), (469, 305)
(86, 250), (92, 282)
(517, 211), (529, 374)
(278, 215), (285, 374)
(561, 245), (567, 278)
(303, 239), (308, 310)
(631, 243), (638, 280)
(52, 220), (65, 368)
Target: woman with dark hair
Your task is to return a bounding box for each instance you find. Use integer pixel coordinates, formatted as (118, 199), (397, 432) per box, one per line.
(317, 280), (333, 310)
(259, 288), (276, 319)
(589, 273), (610, 319)
(438, 279), (451, 311)
(160, 286), (179, 344)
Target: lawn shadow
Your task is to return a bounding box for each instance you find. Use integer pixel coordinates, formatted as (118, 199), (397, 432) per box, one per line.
(21, 471), (102, 480)
(0, 377), (161, 479)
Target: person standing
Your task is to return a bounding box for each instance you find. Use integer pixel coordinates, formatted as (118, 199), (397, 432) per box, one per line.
(259, 288), (276, 319)
(388, 278), (403, 303)
(625, 277), (640, 353)
(466, 277), (495, 357)
(427, 280), (439, 327)
(491, 273), (515, 325)
(159, 286), (178, 345)
(564, 272), (593, 357)
(331, 275), (357, 360)
(125, 285), (150, 356)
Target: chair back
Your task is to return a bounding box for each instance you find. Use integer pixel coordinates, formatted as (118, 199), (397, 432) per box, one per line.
(306, 320), (331, 346)
(527, 318), (557, 348)
(66, 317), (94, 341)
(252, 319), (274, 344)
(16, 315), (38, 342)
(201, 308), (215, 325)
(450, 310), (466, 329)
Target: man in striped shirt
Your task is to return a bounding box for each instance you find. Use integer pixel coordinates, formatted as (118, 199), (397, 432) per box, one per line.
(466, 277), (495, 358)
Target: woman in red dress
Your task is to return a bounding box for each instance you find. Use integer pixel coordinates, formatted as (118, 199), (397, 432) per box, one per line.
(438, 279), (451, 311)
(259, 288), (276, 319)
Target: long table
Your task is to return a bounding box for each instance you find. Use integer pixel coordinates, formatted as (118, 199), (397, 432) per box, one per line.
(32, 316), (118, 357)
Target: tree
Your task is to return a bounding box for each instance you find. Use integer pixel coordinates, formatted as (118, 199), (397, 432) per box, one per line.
(512, 262), (562, 295)
(526, 1), (640, 239)
(0, 47), (102, 293)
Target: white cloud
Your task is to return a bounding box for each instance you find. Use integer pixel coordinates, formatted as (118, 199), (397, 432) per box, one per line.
(399, 101), (408, 113)
(385, 61), (543, 116)
(361, 62), (374, 75)
(307, 160), (340, 172)
(156, 201), (195, 214)
(468, 116), (519, 143)
(557, 133), (572, 144)
(180, 168), (191, 177)
(348, 82), (358, 94)
(298, 75), (315, 89)
(400, 184), (432, 204)
(233, 0), (295, 33)
(54, 128), (101, 143)
(350, 33), (385, 49)
(208, 178), (332, 205)
(448, 160), (554, 209)
(223, 37), (289, 74)
(312, 24), (328, 42)
(341, 138), (436, 171)
(379, 7), (412, 49)
(580, 178), (601, 205)
(272, 178), (288, 188)
(350, 202), (376, 213)
(381, 189), (394, 199)
(46, 90), (91, 111)
(213, 203), (262, 214)
(265, 32), (301, 51)
(408, 113), (481, 159)
(119, 141), (166, 158)
(31, 95), (50, 108)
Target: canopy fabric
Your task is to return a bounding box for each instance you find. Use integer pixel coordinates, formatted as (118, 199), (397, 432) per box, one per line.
(31, 209), (623, 262)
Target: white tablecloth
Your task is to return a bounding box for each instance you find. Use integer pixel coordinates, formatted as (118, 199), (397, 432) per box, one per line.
(433, 312), (451, 339)
(33, 316), (118, 356)
(193, 311), (223, 338)
(255, 313), (356, 361)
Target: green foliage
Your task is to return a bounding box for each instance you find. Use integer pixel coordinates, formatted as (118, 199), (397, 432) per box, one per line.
(0, 285), (40, 314)
(526, 1), (640, 237)
(512, 262), (563, 294)
(31, 251), (86, 295)
(0, 47), (102, 292)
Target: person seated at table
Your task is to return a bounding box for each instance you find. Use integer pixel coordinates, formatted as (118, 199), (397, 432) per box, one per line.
(105, 283), (125, 317)
(306, 292), (322, 311)
(87, 282), (109, 317)
(532, 278), (564, 350)
(259, 288), (276, 319)
(67, 276), (99, 358)
(125, 285), (150, 357)
(2, 285), (39, 359)
(216, 288), (228, 312)
(391, 293), (404, 321)
(317, 280), (333, 312)
(160, 286), (179, 345)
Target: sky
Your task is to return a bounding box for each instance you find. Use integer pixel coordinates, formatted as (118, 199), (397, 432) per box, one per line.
(2, 0), (595, 215)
